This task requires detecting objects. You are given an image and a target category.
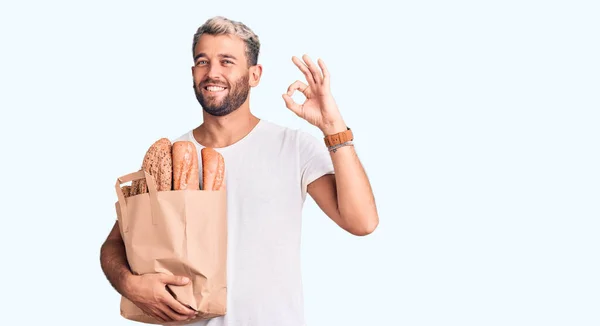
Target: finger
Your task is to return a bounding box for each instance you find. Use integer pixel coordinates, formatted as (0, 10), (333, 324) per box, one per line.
(292, 56), (316, 88)
(282, 94), (303, 117)
(162, 293), (198, 317)
(156, 310), (170, 323)
(160, 274), (190, 286)
(147, 307), (169, 323)
(286, 80), (310, 97)
(317, 58), (330, 86)
(160, 303), (190, 322)
(302, 54), (323, 85)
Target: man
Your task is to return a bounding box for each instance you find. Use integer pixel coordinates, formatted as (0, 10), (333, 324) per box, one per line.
(100, 16), (378, 326)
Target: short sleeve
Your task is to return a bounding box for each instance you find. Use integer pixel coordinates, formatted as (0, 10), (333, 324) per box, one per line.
(298, 130), (335, 198)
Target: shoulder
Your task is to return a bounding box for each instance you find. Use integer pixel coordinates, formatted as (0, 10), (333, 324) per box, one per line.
(170, 130), (194, 143)
(254, 119), (302, 145)
(257, 119), (294, 135)
(258, 119), (322, 145)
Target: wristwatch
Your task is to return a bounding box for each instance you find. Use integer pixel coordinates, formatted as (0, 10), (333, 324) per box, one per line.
(324, 127), (353, 147)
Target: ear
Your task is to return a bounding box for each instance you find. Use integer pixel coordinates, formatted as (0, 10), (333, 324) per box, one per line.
(248, 64), (263, 87)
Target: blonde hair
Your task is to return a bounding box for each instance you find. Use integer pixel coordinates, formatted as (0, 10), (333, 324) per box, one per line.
(192, 16), (260, 66)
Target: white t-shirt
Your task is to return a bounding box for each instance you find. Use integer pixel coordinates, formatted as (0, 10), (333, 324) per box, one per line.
(173, 119), (334, 326)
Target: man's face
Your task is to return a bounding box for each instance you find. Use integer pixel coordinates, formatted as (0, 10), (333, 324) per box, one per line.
(192, 34), (252, 117)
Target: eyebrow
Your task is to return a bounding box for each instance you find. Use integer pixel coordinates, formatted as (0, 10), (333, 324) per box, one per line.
(194, 53), (238, 62)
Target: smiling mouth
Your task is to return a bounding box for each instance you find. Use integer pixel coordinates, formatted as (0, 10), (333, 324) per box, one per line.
(204, 85), (227, 92)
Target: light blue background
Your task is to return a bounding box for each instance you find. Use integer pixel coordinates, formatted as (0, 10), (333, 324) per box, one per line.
(1, 0), (598, 325)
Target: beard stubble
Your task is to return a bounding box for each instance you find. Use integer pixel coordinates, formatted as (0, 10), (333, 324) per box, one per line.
(195, 73), (250, 117)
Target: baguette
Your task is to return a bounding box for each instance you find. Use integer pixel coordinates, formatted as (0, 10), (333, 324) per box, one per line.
(201, 147), (225, 190)
(172, 141), (199, 190)
(130, 138), (173, 195)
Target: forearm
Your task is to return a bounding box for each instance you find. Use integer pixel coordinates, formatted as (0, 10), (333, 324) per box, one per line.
(100, 239), (135, 297)
(329, 143), (379, 235)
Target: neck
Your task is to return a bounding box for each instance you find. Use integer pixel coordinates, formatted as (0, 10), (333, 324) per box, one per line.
(193, 101), (260, 148)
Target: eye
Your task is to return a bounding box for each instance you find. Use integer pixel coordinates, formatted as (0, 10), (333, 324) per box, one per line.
(222, 60), (234, 65)
(196, 60), (208, 66)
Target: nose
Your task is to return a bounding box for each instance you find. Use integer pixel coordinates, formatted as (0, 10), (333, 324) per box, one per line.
(207, 62), (223, 80)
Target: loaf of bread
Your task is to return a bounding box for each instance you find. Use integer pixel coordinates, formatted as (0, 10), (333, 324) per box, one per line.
(130, 138), (173, 196)
(201, 147), (225, 190)
(172, 141), (199, 190)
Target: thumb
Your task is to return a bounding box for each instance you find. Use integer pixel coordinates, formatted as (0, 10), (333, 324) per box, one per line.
(160, 274), (190, 285)
(282, 94), (302, 117)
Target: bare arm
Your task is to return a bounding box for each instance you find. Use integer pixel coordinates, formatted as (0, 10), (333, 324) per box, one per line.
(99, 220), (197, 322)
(308, 136), (379, 236)
(99, 221), (134, 297)
(283, 54), (378, 236)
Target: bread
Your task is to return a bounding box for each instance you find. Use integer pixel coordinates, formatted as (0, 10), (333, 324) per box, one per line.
(130, 138), (173, 195)
(121, 185), (132, 198)
(125, 139), (224, 195)
(201, 147), (225, 190)
(172, 141), (199, 190)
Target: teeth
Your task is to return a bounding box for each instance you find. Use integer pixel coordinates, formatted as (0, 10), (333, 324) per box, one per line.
(206, 86), (226, 92)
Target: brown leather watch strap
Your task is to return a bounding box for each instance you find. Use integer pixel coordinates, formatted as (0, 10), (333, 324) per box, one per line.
(324, 127), (353, 147)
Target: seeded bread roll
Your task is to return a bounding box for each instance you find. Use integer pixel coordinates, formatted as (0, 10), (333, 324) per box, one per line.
(172, 141), (200, 190)
(201, 147), (225, 190)
(130, 138), (173, 196)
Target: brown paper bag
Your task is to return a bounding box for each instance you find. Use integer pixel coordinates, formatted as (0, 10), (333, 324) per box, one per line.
(114, 170), (227, 324)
